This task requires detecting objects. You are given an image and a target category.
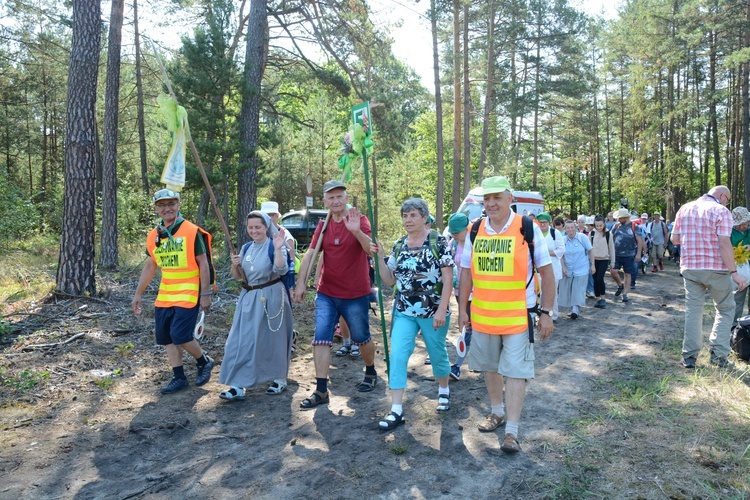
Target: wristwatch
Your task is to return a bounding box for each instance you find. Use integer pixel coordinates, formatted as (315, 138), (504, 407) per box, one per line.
(538, 309), (551, 317)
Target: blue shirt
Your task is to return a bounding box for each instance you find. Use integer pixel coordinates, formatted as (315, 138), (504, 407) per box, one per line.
(564, 232), (592, 277)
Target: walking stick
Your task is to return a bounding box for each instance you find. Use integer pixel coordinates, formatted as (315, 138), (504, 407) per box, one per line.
(361, 145), (391, 374)
(149, 39), (236, 256)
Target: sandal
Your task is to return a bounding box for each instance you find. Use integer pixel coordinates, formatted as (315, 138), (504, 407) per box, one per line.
(478, 413), (506, 432)
(357, 374), (377, 392)
(266, 380), (287, 395)
(437, 393), (451, 412)
(501, 433), (521, 453)
(219, 386), (246, 401)
(299, 390), (329, 409)
(378, 411), (405, 431)
(335, 345), (351, 357)
(350, 345), (361, 357)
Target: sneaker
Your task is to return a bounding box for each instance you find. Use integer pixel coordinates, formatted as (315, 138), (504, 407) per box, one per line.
(681, 356), (696, 369)
(195, 356), (214, 386)
(350, 345), (361, 357)
(652, 266), (658, 273)
(659, 262), (664, 270)
(161, 377), (188, 394)
(614, 284), (624, 297)
(630, 283), (636, 289)
(622, 295), (629, 303)
(594, 299), (606, 309)
(709, 354), (733, 368)
(450, 365), (461, 381)
(586, 291), (595, 299)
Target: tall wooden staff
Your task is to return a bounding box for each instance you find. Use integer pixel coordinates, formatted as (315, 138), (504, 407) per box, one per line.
(149, 39), (236, 255)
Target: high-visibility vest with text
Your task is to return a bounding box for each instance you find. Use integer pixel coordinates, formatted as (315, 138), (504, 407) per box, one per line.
(146, 220), (207, 308)
(470, 216), (529, 335)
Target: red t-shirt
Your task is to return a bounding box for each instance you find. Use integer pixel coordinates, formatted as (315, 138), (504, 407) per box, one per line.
(310, 215), (372, 299)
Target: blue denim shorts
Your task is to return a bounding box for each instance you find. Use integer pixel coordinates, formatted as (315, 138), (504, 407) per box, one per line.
(613, 256), (636, 275)
(313, 292), (371, 346)
(154, 304), (200, 346)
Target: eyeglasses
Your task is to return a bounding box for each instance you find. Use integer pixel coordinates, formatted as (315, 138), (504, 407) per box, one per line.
(155, 201), (179, 209)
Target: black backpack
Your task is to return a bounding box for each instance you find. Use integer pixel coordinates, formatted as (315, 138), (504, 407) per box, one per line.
(469, 215), (536, 281)
(732, 316), (750, 361)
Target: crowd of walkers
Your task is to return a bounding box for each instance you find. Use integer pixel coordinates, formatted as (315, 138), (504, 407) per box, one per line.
(131, 179), (746, 459)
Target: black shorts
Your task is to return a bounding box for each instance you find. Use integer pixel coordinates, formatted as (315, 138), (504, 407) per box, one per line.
(154, 304), (200, 346)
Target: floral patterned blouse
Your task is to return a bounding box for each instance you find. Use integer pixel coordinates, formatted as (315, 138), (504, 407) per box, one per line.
(387, 232), (454, 318)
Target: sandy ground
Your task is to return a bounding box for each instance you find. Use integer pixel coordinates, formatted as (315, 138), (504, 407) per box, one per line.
(0, 263), (720, 498)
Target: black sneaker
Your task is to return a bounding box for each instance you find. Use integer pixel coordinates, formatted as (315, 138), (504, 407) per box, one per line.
(709, 355), (733, 368)
(615, 285), (624, 297)
(161, 377), (188, 394)
(681, 356), (696, 369)
(195, 356), (215, 386)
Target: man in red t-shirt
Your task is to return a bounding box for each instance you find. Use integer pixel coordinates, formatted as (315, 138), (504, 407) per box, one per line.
(293, 180), (378, 409)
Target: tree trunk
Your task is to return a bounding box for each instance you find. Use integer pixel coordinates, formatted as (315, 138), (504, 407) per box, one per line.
(709, 29), (721, 186)
(462, 2), (471, 195)
(133, 0), (149, 194)
(743, 0), (750, 206)
(479, 0), (496, 182)
(452, 0), (462, 211)
(100, 0), (124, 270)
(57, 0), (101, 296)
(531, 8), (541, 190)
(237, 0), (268, 247)
(430, 0), (445, 228)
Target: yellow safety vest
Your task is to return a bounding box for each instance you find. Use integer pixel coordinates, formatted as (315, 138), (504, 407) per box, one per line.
(146, 220), (208, 308)
(470, 216), (530, 335)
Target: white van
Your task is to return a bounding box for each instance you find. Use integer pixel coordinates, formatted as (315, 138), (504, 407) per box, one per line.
(457, 187), (545, 221)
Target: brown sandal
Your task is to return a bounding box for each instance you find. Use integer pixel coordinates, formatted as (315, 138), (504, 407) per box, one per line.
(501, 433), (521, 453)
(300, 390), (329, 409)
(477, 413), (506, 432)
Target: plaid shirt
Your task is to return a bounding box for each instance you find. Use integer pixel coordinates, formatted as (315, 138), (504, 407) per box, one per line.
(672, 194), (733, 270)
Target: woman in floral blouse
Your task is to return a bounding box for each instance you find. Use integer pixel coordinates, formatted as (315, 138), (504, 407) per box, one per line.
(371, 198), (454, 431)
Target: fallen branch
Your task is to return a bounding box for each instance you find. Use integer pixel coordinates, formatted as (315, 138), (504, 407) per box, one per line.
(22, 332), (86, 351)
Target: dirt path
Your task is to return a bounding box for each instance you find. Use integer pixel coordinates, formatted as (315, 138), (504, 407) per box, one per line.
(0, 264), (738, 498)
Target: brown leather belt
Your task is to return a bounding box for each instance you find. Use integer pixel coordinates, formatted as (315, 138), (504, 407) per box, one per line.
(242, 277), (281, 291)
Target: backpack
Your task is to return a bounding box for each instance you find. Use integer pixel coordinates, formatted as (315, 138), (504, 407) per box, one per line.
(469, 214), (537, 344)
(589, 230), (610, 246)
(732, 316), (750, 361)
(240, 240), (295, 292)
(196, 226), (216, 289)
(392, 229), (444, 295)
(612, 221), (639, 251)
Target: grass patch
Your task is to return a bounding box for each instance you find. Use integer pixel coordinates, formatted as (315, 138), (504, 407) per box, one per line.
(1, 367), (50, 393)
(389, 443), (408, 455)
(557, 343), (750, 498)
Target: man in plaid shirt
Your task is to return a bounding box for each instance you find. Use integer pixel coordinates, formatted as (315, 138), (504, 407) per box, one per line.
(671, 185), (747, 369)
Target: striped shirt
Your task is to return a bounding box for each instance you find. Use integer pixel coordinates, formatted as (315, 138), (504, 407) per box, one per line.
(672, 194), (732, 270)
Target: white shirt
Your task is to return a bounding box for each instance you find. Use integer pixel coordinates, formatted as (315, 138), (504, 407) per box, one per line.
(542, 227), (565, 281)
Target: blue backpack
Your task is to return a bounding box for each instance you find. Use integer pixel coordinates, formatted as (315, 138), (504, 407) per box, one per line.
(240, 241), (296, 292)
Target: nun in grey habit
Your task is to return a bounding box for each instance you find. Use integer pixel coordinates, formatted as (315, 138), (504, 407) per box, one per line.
(218, 210), (294, 400)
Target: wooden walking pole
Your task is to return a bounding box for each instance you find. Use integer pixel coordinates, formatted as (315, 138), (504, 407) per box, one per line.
(149, 39), (236, 255)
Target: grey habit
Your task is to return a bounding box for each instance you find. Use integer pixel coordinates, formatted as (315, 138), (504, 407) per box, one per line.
(219, 211), (294, 388)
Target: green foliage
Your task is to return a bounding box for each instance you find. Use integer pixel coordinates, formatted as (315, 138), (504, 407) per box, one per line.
(113, 342), (134, 355)
(1, 368), (50, 393)
(0, 174), (41, 244)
